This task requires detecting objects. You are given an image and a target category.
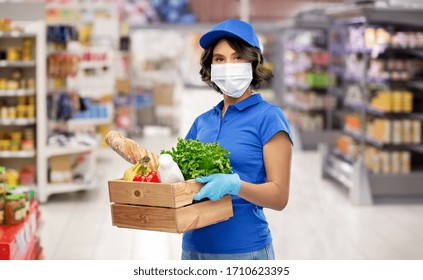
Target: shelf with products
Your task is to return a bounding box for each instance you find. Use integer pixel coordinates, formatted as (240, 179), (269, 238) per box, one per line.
(46, 0), (118, 151)
(0, 6), (47, 208)
(45, 29), (99, 170)
(279, 9), (341, 151)
(0, 197), (43, 260)
(126, 28), (184, 136)
(322, 5), (423, 205)
(0, 89), (35, 97)
(1, 161), (42, 260)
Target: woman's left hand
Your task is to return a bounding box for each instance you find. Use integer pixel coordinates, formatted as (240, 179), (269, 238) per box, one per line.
(194, 173), (242, 201)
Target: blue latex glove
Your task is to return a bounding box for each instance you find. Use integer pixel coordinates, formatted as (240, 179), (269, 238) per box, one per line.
(194, 173), (241, 201)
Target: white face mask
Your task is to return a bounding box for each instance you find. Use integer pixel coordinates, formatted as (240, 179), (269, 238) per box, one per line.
(211, 63), (253, 98)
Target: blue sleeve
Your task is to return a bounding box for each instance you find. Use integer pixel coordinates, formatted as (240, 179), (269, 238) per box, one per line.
(185, 118), (198, 140)
(259, 106), (293, 145)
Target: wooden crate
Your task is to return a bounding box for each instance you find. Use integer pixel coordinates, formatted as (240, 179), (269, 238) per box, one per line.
(108, 179), (233, 233)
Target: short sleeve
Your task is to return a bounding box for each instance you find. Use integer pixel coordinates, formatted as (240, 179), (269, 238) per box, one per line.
(259, 106), (293, 145)
(185, 118), (198, 140)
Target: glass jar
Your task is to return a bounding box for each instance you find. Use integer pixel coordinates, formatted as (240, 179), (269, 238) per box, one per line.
(0, 196), (4, 225)
(17, 193), (27, 220)
(4, 194), (22, 225)
(0, 165), (5, 182)
(10, 187), (30, 216)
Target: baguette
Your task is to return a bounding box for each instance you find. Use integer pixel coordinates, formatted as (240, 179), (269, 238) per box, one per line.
(105, 130), (159, 171)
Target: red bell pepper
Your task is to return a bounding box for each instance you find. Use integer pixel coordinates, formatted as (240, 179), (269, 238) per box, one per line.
(133, 174), (146, 182)
(146, 171), (160, 182)
(133, 171), (160, 182)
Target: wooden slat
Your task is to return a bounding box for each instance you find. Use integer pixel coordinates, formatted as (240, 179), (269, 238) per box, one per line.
(111, 204), (178, 233)
(172, 179), (203, 208)
(175, 195), (234, 233)
(108, 180), (175, 207)
(108, 179), (203, 208)
(110, 195), (233, 233)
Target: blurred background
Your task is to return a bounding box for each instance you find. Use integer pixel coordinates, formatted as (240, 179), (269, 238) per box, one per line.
(0, 0), (423, 260)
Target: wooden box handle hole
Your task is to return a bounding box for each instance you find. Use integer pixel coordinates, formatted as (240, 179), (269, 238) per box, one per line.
(134, 190), (142, 197)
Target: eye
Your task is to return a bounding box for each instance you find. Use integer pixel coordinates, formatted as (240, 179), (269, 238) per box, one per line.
(213, 57), (224, 63)
(234, 56), (242, 60)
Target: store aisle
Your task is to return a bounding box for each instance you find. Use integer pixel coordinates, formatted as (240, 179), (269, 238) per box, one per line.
(38, 88), (423, 260)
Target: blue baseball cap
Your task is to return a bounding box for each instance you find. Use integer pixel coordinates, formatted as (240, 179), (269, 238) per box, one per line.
(200, 18), (261, 51)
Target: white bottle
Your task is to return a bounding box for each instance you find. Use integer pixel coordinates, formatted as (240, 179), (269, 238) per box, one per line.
(158, 154), (185, 183)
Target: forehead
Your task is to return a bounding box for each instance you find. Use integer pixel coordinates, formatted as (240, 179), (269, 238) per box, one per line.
(213, 39), (236, 55)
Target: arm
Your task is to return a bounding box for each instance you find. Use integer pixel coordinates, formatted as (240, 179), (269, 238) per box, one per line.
(237, 131), (292, 211)
(194, 131), (292, 211)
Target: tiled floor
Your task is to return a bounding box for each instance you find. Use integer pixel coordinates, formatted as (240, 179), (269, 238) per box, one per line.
(38, 88), (423, 260)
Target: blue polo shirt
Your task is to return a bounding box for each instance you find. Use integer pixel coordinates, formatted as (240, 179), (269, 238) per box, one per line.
(183, 93), (292, 254)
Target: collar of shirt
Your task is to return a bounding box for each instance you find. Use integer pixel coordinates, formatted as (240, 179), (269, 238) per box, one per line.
(213, 93), (264, 114)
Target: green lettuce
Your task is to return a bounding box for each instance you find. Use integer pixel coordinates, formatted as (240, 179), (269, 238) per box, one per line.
(161, 138), (232, 180)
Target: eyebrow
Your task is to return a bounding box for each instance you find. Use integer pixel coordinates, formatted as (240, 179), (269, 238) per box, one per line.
(213, 52), (238, 58)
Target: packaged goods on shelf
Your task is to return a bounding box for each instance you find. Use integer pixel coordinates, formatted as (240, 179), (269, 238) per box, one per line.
(336, 135), (359, 159)
(282, 27), (338, 150)
(0, 174), (34, 226)
(0, 196), (4, 225)
(370, 90), (413, 113)
(286, 90), (336, 110)
(345, 114), (361, 132)
(365, 118), (421, 144)
(0, 194), (42, 260)
(286, 109), (324, 133)
(48, 155), (72, 184)
(364, 147), (411, 174)
(368, 59), (421, 81)
(0, 166), (5, 224)
(322, 6), (423, 205)
(350, 26), (423, 50)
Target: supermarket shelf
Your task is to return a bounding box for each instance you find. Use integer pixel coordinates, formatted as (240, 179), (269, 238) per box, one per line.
(284, 44), (324, 52)
(47, 50), (79, 55)
(324, 163), (353, 189)
(321, 143), (423, 205)
(284, 99), (327, 113)
(0, 60), (36, 67)
(331, 148), (355, 165)
(45, 181), (98, 193)
(0, 89), (35, 96)
(38, 173), (101, 203)
(0, 150), (35, 158)
(343, 127), (423, 151)
(0, 118), (36, 126)
(77, 88), (114, 99)
(286, 84), (327, 92)
(49, 117), (112, 130)
(78, 60), (110, 69)
(408, 81), (423, 91)
(322, 146), (354, 189)
(343, 101), (423, 120)
(369, 172), (423, 200)
(67, 117), (112, 126)
(292, 124), (339, 150)
(327, 6), (423, 27)
(44, 145), (94, 158)
(0, 31), (36, 38)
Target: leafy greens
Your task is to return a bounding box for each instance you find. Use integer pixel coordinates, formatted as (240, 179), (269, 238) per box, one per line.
(161, 138), (232, 180)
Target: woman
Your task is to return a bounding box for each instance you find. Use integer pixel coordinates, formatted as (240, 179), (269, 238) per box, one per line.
(182, 18), (293, 260)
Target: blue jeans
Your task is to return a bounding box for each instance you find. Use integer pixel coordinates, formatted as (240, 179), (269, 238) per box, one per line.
(181, 243), (275, 260)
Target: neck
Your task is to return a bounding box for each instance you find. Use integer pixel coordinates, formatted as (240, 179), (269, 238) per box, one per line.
(222, 89), (252, 115)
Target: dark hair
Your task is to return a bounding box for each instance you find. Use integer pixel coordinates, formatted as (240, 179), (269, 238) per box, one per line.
(199, 37), (273, 94)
